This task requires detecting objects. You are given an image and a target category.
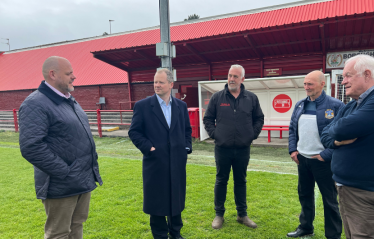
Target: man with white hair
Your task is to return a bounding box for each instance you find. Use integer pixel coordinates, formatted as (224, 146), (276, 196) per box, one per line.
(287, 70), (344, 239)
(321, 54), (374, 239)
(203, 64), (264, 230)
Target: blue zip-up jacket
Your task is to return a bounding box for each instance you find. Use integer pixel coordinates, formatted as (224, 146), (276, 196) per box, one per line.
(288, 90), (344, 161)
(321, 89), (374, 191)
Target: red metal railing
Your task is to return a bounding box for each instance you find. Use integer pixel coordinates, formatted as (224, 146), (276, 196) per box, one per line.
(0, 109), (19, 132)
(84, 109), (133, 138)
(0, 109), (133, 137)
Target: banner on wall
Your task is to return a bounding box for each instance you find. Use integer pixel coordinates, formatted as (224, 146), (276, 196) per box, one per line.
(326, 49), (374, 69)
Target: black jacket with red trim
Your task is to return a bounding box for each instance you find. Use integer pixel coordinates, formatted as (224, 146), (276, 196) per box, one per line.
(203, 84), (264, 148)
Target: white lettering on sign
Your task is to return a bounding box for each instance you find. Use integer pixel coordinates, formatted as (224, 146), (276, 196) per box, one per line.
(274, 99), (291, 108)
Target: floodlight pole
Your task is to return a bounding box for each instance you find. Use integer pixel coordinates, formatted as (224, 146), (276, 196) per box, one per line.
(109, 20), (114, 34)
(159, 0), (172, 71)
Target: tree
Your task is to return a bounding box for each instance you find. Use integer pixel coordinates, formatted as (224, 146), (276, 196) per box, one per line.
(184, 14), (200, 21)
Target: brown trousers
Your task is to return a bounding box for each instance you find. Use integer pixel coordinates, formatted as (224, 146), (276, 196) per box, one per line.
(42, 192), (91, 239)
(337, 185), (374, 239)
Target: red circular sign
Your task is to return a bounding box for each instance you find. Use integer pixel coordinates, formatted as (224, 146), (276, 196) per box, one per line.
(273, 94), (292, 113)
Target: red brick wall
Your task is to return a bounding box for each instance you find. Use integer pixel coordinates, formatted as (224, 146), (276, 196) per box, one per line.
(72, 84), (129, 110)
(101, 84), (129, 110)
(71, 86), (99, 110)
(0, 84), (130, 110)
(0, 90), (33, 110)
(132, 84), (154, 102)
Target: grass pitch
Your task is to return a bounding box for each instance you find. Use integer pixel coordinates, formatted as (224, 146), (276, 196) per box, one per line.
(0, 131), (343, 238)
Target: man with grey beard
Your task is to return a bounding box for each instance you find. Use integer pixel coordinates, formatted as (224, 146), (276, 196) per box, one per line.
(203, 64), (264, 230)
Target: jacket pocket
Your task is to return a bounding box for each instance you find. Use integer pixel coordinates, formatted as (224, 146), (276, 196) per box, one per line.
(34, 166), (50, 199)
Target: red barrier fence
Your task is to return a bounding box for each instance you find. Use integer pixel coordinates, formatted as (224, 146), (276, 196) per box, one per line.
(84, 109), (133, 138)
(0, 109), (19, 132)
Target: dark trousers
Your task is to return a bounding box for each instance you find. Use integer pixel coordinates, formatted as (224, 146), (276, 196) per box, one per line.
(297, 154), (342, 239)
(150, 214), (183, 239)
(214, 145), (250, 217)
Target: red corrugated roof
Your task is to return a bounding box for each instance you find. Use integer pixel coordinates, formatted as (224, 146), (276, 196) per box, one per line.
(0, 0), (372, 91)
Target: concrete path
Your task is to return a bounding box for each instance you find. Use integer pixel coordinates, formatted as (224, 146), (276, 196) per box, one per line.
(2, 128), (288, 148)
(92, 129), (288, 148)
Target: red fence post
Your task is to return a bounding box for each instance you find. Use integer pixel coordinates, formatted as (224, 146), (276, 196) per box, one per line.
(96, 109), (102, 138)
(13, 109), (19, 133)
(119, 104), (123, 124)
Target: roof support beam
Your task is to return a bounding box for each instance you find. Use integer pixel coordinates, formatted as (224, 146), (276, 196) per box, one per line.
(291, 79), (299, 88)
(134, 49), (160, 65)
(319, 24), (326, 55)
(93, 54), (130, 72)
(183, 43), (210, 64)
(243, 34), (262, 58)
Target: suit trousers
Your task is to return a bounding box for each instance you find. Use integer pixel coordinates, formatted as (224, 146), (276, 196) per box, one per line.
(42, 192), (91, 239)
(150, 214), (183, 239)
(297, 154), (342, 239)
(337, 185), (374, 239)
(214, 145), (250, 217)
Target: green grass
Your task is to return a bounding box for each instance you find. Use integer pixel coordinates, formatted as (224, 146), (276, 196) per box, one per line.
(0, 131), (344, 238)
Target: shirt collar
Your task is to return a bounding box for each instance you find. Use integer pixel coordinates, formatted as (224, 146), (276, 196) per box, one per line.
(357, 85), (374, 105)
(44, 81), (71, 99)
(156, 94), (172, 106)
(306, 90), (326, 103)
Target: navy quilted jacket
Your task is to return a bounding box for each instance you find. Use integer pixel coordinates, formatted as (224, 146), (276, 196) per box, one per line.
(19, 81), (103, 199)
(288, 90), (344, 162)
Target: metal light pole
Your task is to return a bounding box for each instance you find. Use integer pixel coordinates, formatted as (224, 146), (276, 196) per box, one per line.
(1, 38), (10, 51)
(109, 20), (114, 34)
(159, 0), (172, 71)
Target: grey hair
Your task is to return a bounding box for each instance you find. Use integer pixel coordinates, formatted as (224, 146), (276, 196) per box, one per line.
(156, 68), (174, 83)
(229, 64), (245, 78)
(345, 54), (374, 78)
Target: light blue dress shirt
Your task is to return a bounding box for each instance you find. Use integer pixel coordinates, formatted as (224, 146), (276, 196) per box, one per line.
(156, 94), (172, 128)
(156, 94), (190, 152)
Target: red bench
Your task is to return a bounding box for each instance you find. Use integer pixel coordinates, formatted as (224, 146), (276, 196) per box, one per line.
(262, 125), (289, 142)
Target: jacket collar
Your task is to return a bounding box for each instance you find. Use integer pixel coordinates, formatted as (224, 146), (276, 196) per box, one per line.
(150, 94), (181, 131)
(224, 83), (246, 98)
(305, 90), (326, 105)
(38, 81), (76, 105)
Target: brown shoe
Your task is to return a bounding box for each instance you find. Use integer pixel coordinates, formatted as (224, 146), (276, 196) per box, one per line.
(237, 216), (257, 228)
(212, 216), (224, 229)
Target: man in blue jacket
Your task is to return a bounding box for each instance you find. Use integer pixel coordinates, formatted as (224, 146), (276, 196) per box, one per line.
(129, 68), (192, 239)
(321, 54), (374, 239)
(288, 71), (344, 239)
(19, 56), (102, 239)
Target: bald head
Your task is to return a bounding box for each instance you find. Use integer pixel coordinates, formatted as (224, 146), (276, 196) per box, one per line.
(306, 70), (325, 83)
(42, 56), (76, 94)
(42, 56), (70, 81)
(304, 70), (326, 101)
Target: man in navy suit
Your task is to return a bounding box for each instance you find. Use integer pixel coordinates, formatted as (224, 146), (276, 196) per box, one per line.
(128, 68), (192, 239)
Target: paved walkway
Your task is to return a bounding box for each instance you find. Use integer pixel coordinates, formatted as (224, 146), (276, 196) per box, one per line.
(92, 129), (288, 148)
(2, 127), (288, 148)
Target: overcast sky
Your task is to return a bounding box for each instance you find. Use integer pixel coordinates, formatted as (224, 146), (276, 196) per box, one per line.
(0, 0), (298, 51)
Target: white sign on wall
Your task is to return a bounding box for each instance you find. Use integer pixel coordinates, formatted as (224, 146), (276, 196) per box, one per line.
(326, 49), (374, 69)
